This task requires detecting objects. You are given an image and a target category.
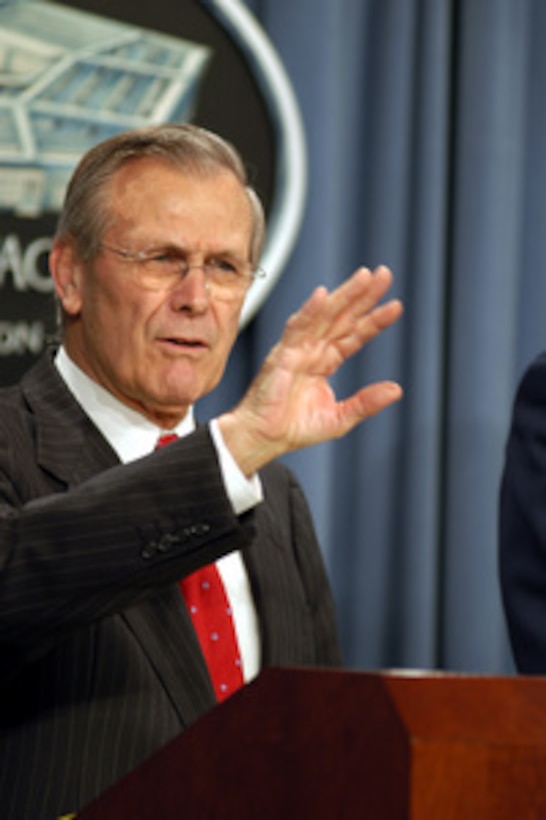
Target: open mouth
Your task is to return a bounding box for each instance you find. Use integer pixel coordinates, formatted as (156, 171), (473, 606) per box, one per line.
(160, 337), (207, 350)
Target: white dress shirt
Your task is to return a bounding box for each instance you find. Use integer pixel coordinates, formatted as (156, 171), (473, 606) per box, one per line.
(54, 346), (261, 683)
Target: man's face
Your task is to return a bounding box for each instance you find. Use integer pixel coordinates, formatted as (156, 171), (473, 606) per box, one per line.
(53, 157), (255, 427)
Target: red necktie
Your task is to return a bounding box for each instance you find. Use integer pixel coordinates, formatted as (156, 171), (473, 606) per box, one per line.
(155, 433), (244, 701)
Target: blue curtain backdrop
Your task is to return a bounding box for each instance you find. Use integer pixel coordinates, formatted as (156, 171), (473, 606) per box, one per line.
(200, 0), (546, 675)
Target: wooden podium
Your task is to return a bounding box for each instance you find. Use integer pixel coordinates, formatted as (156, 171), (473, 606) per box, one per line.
(77, 667), (546, 818)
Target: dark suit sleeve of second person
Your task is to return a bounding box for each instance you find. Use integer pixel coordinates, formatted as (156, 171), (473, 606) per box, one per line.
(500, 352), (546, 673)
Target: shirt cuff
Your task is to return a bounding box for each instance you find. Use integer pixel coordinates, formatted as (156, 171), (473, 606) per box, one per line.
(209, 419), (263, 515)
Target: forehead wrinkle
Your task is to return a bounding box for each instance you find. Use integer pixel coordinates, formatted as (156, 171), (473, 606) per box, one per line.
(110, 235), (250, 264)
(105, 164), (254, 258)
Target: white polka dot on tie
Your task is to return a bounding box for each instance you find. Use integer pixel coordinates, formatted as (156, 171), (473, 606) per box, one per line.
(202, 581), (210, 590)
(190, 605), (198, 615)
(211, 632), (219, 641)
(220, 683), (228, 692)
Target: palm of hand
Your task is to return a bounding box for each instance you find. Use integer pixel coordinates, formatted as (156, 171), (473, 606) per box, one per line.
(243, 266), (403, 454)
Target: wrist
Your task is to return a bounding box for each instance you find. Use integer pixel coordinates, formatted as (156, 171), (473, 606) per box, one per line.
(217, 410), (280, 478)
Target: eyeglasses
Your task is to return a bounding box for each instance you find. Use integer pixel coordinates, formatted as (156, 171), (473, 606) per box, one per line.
(98, 243), (266, 301)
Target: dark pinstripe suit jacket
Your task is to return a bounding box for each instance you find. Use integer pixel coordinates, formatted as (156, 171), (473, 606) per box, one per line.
(0, 351), (341, 820)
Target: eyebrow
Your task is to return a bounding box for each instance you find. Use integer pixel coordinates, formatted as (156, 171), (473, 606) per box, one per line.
(135, 240), (249, 263)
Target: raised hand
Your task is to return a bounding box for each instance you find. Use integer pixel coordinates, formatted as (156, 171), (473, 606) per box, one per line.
(219, 266), (403, 476)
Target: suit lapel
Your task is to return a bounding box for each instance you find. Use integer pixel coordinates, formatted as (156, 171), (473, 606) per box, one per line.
(21, 350), (120, 486)
(20, 351), (216, 723)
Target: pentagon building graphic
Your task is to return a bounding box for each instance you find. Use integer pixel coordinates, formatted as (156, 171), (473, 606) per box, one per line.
(0, 0), (211, 214)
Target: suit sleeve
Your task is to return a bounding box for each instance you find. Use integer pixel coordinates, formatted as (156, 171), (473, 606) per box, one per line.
(500, 353), (546, 672)
(0, 424), (254, 680)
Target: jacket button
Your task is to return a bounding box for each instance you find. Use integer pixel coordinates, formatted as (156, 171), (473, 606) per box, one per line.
(140, 542), (157, 560)
(189, 523), (211, 536)
(157, 533), (180, 553)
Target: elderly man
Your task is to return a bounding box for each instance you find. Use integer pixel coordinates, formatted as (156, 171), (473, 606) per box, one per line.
(0, 124), (402, 819)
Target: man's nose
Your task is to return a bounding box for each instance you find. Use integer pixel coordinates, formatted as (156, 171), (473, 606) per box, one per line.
(170, 265), (211, 312)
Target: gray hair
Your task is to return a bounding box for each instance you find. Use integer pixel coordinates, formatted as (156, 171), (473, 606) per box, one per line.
(55, 123), (266, 265)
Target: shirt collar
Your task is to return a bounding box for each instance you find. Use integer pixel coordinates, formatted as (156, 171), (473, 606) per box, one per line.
(54, 346), (195, 464)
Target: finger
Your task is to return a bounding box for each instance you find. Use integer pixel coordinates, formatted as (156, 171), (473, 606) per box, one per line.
(338, 297), (404, 358)
(328, 266), (396, 334)
(283, 265), (396, 346)
(315, 297), (403, 378)
(281, 285), (329, 343)
(311, 265), (397, 343)
(336, 380), (404, 433)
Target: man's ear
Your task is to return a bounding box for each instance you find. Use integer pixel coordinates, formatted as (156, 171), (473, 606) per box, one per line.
(49, 241), (84, 317)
